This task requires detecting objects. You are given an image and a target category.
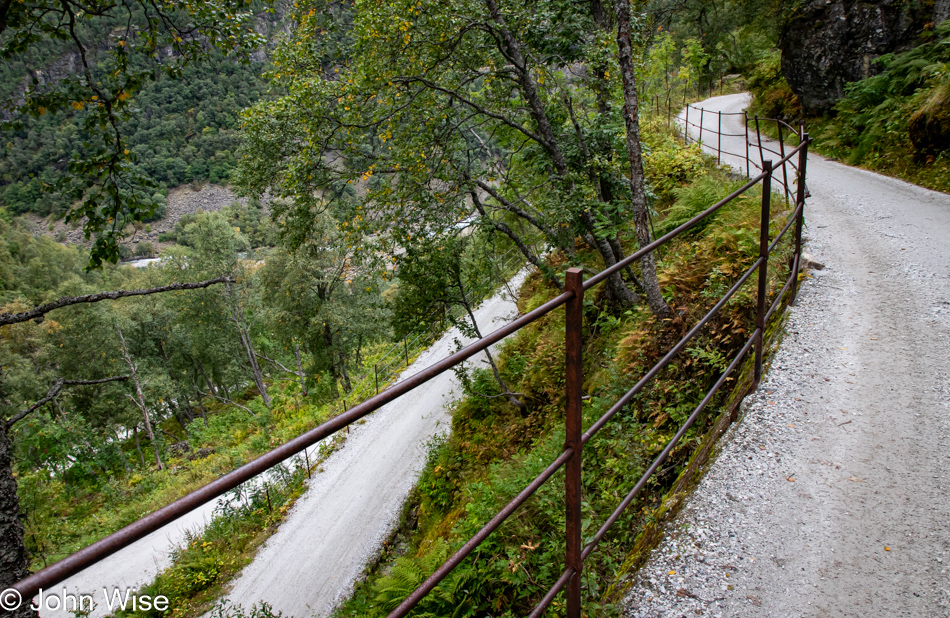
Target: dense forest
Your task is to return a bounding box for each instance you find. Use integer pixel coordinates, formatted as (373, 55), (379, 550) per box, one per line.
(1, 0), (946, 616)
(1, 55), (270, 217)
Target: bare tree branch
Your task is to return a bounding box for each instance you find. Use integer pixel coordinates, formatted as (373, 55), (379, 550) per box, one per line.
(0, 277), (232, 327)
(4, 376), (129, 428)
(255, 352), (300, 377)
(198, 390), (257, 416)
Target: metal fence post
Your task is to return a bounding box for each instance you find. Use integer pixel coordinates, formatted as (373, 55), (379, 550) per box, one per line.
(754, 160), (773, 385)
(374, 363), (379, 394)
(717, 110), (722, 164)
(744, 112), (751, 178)
(754, 115), (764, 169)
(698, 107), (704, 145)
(790, 132), (809, 305)
(684, 105), (689, 144)
(404, 338), (409, 366)
(564, 268), (584, 618)
(777, 123), (789, 205)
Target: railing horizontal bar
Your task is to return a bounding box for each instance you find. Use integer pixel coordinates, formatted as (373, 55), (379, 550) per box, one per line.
(526, 566), (576, 618)
(584, 175), (767, 290)
(582, 256), (763, 444)
(768, 201), (804, 254)
(772, 118), (802, 138)
(14, 287), (575, 600)
(685, 106), (746, 117)
(765, 257), (798, 325)
(387, 448), (575, 618)
(581, 330), (758, 561)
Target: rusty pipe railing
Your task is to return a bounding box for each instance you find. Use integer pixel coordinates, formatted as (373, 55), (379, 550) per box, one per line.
(12, 124), (811, 618)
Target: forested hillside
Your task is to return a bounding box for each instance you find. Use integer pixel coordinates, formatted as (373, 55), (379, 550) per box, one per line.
(749, 3), (950, 192)
(1, 55), (270, 217)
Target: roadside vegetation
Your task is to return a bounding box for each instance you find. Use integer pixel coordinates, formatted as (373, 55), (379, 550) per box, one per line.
(749, 20), (950, 193)
(333, 115), (797, 616)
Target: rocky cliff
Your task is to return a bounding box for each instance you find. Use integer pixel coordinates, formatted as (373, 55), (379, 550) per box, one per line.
(780, 0), (939, 113)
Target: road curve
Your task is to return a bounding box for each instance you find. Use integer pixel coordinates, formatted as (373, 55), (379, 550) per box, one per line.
(623, 94), (950, 616)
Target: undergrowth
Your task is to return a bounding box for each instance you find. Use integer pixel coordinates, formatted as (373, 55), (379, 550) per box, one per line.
(333, 121), (795, 617)
(749, 22), (950, 193)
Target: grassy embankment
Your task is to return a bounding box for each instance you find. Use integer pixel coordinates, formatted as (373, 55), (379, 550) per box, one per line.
(748, 21), (950, 193)
(332, 115), (798, 617)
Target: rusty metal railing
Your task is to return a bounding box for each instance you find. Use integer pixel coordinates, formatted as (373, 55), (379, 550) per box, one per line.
(679, 102), (807, 206)
(12, 127), (811, 618)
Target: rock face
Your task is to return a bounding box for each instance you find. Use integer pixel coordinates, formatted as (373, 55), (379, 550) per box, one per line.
(780, 0), (934, 113)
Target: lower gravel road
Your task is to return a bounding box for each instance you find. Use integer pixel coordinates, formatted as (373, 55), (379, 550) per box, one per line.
(217, 270), (527, 618)
(622, 94), (950, 617)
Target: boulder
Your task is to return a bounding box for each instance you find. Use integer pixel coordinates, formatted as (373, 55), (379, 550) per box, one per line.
(780, 0), (933, 114)
(909, 83), (950, 154)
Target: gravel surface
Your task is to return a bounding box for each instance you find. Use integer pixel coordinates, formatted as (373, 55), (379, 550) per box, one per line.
(217, 271), (528, 618)
(622, 94), (950, 617)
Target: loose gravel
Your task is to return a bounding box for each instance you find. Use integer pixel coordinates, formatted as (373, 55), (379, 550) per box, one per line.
(622, 94), (950, 617)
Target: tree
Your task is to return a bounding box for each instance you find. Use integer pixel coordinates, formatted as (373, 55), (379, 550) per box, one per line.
(236, 0), (671, 315)
(181, 211), (272, 407)
(395, 233), (525, 412)
(258, 214), (390, 399)
(0, 0), (268, 267)
(116, 326), (163, 470)
(615, 0), (673, 318)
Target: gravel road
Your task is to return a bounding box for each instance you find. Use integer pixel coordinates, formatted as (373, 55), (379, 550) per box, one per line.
(217, 270), (528, 618)
(622, 94), (950, 616)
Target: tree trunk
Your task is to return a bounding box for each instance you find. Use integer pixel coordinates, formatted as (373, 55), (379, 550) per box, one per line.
(133, 426), (146, 467)
(459, 290), (526, 414)
(293, 342), (308, 397)
(224, 281), (271, 407)
(0, 425), (32, 618)
(194, 392), (209, 427)
(117, 326), (164, 470)
(323, 323), (339, 399)
(614, 0), (674, 320)
(198, 364), (216, 396)
(338, 350), (353, 394)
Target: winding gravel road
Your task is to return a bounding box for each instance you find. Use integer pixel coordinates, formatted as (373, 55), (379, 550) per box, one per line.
(623, 94), (950, 616)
